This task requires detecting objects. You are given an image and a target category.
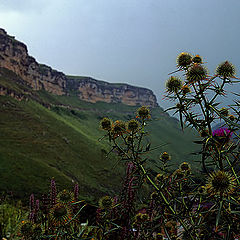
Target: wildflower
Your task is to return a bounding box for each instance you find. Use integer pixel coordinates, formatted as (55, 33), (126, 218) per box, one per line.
(216, 61), (236, 79)
(212, 127), (232, 146)
(166, 76), (183, 93)
(192, 54), (203, 64)
(100, 117), (112, 131)
(111, 120), (126, 137)
(181, 85), (191, 95)
(160, 152), (171, 162)
(137, 106), (150, 119)
(177, 52), (192, 68)
(56, 189), (74, 204)
(98, 196), (114, 210)
(206, 170), (236, 195)
(186, 63), (207, 83)
(179, 162), (191, 171)
(49, 203), (72, 226)
(127, 119), (140, 132)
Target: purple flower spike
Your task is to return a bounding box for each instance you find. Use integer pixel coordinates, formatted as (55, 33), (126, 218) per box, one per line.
(29, 194), (35, 211)
(50, 178), (57, 206)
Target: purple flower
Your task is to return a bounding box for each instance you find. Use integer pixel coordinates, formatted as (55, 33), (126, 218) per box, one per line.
(212, 127), (232, 138)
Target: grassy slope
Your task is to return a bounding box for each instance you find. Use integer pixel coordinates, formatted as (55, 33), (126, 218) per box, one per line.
(0, 68), (200, 203)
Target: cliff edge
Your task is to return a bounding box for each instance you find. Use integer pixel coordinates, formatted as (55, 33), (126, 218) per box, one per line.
(0, 28), (158, 107)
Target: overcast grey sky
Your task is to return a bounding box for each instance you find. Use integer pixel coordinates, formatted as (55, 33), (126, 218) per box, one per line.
(0, 0), (239, 108)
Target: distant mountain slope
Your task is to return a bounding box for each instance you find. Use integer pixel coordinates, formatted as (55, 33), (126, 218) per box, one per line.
(0, 68), (199, 202)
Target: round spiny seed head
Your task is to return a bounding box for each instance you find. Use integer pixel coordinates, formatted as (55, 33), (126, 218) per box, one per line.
(181, 85), (191, 95)
(99, 196), (114, 210)
(49, 203), (72, 226)
(219, 107), (229, 117)
(112, 120), (126, 135)
(166, 76), (183, 93)
(56, 189), (74, 204)
(127, 119), (140, 132)
(177, 52), (192, 68)
(160, 152), (171, 162)
(192, 54), (203, 64)
(179, 162), (191, 171)
(100, 117), (112, 131)
(137, 106), (150, 119)
(186, 64), (207, 83)
(206, 170), (236, 195)
(216, 61), (236, 78)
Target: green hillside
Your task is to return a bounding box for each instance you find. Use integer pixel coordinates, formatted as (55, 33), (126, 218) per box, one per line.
(0, 68), (200, 203)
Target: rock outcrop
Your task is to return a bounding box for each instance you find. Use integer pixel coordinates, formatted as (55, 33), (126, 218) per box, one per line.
(0, 28), (158, 107)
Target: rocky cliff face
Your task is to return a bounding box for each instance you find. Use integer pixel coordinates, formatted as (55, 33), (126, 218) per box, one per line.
(0, 28), (158, 107)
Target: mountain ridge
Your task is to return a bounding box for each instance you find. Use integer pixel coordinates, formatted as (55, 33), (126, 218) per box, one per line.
(0, 28), (158, 107)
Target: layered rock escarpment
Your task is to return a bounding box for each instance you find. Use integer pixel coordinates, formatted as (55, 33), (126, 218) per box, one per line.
(0, 28), (158, 107)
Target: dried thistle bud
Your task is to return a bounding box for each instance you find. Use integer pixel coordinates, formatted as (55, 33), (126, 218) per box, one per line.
(186, 64), (207, 83)
(192, 54), (202, 64)
(216, 61), (236, 79)
(166, 76), (183, 93)
(219, 107), (229, 117)
(179, 162), (191, 171)
(177, 52), (192, 68)
(160, 152), (171, 162)
(111, 120), (126, 136)
(100, 117), (112, 131)
(127, 119), (140, 132)
(137, 106), (150, 119)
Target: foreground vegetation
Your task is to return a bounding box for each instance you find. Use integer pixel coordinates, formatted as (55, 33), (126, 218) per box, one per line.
(0, 53), (240, 239)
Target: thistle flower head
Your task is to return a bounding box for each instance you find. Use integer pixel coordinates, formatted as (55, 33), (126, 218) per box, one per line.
(49, 203), (72, 226)
(127, 119), (140, 132)
(177, 52), (192, 68)
(160, 152), (171, 162)
(99, 196), (114, 210)
(206, 170), (236, 195)
(137, 106), (150, 119)
(111, 120), (126, 136)
(56, 189), (74, 204)
(213, 127), (232, 138)
(216, 61), (236, 78)
(100, 117), (112, 131)
(179, 162), (191, 171)
(186, 64), (207, 83)
(192, 54), (203, 64)
(166, 76), (183, 93)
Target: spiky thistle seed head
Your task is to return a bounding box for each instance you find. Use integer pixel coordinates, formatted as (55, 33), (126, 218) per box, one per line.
(206, 170), (236, 195)
(127, 119), (140, 132)
(179, 162), (191, 171)
(49, 203), (72, 226)
(192, 54), (203, 64)
(160, 152), (171, 162)
(177, 52), (192, 68)
(100, 117), (112, 131)
(186, 64), (207, 83)
(166, 76), (183, 93)
(111, 120), (126, 136)
(56, 189), (74, 204)
(137, 106), (150, 119)
(99, 196), (114, 210)
(216, 61), (236, 78)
